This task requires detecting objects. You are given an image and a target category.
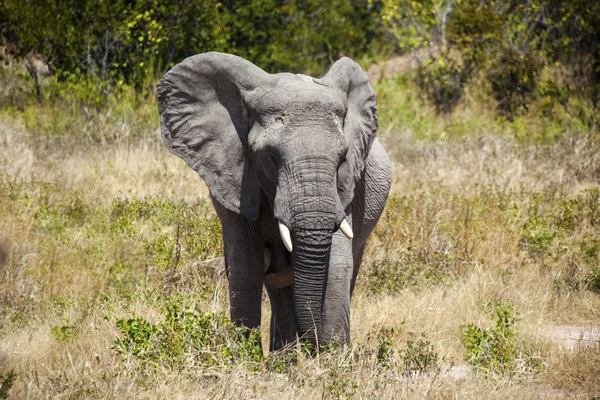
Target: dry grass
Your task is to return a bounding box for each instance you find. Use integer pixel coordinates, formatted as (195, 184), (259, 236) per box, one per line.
(1, 91), (600, 399)
(549, 343), (600, 396)
(1, 118), (208, 203)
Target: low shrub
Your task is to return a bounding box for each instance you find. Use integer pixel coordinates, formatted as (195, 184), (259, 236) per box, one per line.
(461, 302), (543, 377)
(50, 325), (77, 342)
(400, 336), (440, 376)
(375, 328), (440, 376)
(114, 297), (263, 371)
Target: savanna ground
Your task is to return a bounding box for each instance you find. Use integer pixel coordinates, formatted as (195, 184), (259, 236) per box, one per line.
(1, 61), (600, 399)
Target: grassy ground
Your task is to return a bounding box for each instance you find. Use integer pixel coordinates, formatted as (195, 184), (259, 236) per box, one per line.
(0, 72), (599, 398)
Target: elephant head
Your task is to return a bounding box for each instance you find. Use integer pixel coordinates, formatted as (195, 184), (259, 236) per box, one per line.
(157, 52), (377, 345)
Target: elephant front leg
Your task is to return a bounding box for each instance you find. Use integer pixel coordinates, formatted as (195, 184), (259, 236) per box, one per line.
(264, 246), (296, 351)
(265, 280), (296, 351)
(214, 202), (264, 329)
(224, 241), (264, 328)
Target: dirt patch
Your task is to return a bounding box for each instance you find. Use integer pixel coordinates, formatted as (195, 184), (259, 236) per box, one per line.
(538, 325), (600, 351)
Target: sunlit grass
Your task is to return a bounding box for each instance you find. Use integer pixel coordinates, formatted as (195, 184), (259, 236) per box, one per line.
(0, 71), (599, 398)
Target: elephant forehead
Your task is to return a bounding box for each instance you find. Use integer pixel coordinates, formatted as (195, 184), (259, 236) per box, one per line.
(251, 82), (346, 116)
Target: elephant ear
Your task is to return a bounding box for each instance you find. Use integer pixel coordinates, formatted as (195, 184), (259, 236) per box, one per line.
(314, 57), (378, 208)
(157, 52), (278, 220)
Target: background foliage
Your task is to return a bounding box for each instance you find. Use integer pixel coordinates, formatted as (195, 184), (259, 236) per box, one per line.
(0, 0), (381, 94)
(382, 0), (600, 116)
(1, 0), (598, 125)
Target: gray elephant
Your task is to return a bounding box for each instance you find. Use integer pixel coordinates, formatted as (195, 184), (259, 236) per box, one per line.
(157, 52), (391, 350)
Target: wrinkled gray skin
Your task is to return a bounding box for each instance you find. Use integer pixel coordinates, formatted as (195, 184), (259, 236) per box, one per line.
(157, 52), (391, 350)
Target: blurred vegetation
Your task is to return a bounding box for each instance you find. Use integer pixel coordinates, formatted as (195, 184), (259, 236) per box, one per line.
(0, 0), (382, 99)
(0, 0), (598, 142)
(383, 0), (600, 118)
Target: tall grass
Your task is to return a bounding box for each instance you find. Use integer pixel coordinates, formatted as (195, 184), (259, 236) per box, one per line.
(0, 67), (599, 398)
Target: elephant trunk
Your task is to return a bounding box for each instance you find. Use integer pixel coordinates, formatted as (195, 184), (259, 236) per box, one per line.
(275, 156), (344, 347)
(291, 226), (333, 345)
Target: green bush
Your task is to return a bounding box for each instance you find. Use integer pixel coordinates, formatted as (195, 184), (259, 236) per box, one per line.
(583, 267), (600, 293)
(417, 55), (470, 113)
(376, 328), (397, 367)
(400, 336), (440, 376)
(520, 216), (558, 255)
(326, 369), (359, 399)
(581, 236), (599, 260)
(461, 302), (542, 377)
(50, 325), (77, 342)
(374, 328), (440, 376)
(114, 298), (263, 370)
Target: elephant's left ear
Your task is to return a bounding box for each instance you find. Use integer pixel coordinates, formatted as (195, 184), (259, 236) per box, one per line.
(315, 58), (377, 202)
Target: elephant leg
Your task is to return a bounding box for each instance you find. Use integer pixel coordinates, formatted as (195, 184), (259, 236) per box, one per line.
(321, 225), (353, 346)
(213, 200), (264, 329)
(264, 245), (296, 351)
(265, 280), (296, 351)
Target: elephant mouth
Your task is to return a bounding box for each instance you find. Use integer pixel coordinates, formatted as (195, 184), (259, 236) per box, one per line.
(278, 218), (353, 253)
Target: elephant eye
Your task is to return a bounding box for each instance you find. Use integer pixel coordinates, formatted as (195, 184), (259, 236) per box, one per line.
(266, 151), (278, 166)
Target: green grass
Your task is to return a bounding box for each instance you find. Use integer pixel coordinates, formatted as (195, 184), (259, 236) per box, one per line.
(0, 58), (599, 398)
(113, 296), (264, 371)
(0, 178), (223, 333)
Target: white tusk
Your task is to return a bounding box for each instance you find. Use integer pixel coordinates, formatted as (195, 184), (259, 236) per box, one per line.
(279, 221), (293, 252)
(340, 219), (354, 239)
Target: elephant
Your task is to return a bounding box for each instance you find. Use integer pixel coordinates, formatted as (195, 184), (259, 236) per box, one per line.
(157, 52), (391, 350)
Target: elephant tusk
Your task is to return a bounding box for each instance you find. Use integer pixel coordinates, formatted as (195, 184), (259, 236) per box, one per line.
(279, 221), (293, 252)
(340, 219), (354, 240)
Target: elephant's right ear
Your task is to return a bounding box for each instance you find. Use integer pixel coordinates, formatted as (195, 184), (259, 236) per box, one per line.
(314, 57), (378, 209)
(157, 52), (278, 220)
